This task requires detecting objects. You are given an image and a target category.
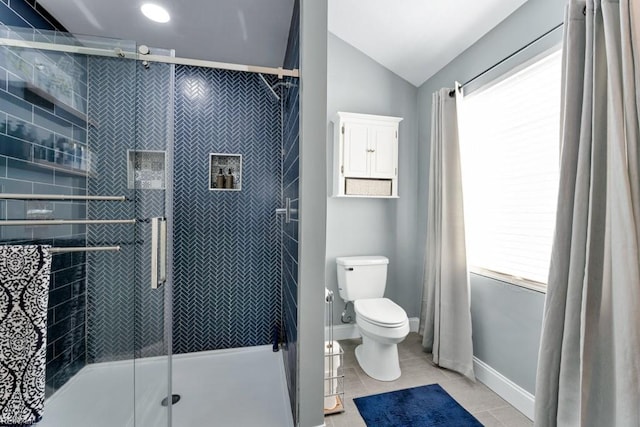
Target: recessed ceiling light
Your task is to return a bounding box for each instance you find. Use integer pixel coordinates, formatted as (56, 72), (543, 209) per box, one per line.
(141, 3), (170, 23)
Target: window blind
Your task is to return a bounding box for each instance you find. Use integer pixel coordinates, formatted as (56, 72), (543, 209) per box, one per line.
(458, 49), (562, 286)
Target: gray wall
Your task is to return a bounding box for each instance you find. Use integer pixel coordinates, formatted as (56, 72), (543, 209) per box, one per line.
(326, 33), (419, 324)
(470, 275), (545, 393)
(417, 0), (565, 395)
(298, 0), (328, 425)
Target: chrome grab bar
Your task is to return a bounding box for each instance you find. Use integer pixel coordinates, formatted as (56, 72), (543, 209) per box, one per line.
(0, 219), (136, 226)
(49, 246), (121, 254)
(0, 194), (126, 201)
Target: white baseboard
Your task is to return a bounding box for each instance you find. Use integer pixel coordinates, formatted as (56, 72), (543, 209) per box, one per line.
(473, 357), (535, 421)
(328, 317), (420, 341)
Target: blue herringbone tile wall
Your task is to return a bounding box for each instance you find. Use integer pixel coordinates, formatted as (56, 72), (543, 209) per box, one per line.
(86, 55), (138, 363)
(134, 59), (173, 359)
(173, 66), (282, 353)
(282, 0), (300, 421)
(87, 54), (172, 362)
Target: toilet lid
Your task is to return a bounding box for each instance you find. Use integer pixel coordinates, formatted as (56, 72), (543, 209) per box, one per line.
(355, 298), (408, 327)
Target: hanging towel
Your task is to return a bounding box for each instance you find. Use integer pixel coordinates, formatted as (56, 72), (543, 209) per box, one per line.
(0, 245), (52, 426)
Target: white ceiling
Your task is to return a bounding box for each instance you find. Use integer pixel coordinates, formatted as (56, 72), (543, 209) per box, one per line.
(329, 0), (528, 87)
(38, 0), (295, 68)
(37, 0), (527, 85)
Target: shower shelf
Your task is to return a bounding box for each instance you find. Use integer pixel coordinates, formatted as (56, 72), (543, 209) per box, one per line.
(24, 83), (88, 124)
(32, 158), (89, 177)
(209, 153), (242, 191)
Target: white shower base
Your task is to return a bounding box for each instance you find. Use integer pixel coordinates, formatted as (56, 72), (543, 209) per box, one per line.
(39, 345), (293, 427)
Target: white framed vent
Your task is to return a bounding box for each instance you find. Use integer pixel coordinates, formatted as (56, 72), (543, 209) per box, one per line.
(127, 150), (166, 190)
(345, 178), (392, 197)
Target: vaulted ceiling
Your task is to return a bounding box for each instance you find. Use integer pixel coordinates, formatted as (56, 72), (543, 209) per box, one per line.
(38, 0), (527, 87)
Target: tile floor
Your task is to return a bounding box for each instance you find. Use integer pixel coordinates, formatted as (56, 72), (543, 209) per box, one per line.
(325, 333), (533, 427)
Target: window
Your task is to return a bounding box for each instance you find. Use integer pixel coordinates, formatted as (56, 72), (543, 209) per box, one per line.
(458, 49), (562, 290)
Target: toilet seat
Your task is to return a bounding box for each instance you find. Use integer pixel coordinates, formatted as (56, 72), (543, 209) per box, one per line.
(354, 298), (408, 328)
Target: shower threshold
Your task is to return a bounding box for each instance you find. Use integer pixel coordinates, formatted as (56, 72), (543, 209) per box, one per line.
(39, 345), (293, 427)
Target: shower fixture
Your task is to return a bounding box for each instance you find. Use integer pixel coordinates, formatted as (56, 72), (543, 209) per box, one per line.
(258, 73), (299, 102)
(273, 81), (298, 90)
(258, 73), (280, 101)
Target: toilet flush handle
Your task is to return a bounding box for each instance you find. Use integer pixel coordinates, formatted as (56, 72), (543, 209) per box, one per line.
(345, 267), (354, 271)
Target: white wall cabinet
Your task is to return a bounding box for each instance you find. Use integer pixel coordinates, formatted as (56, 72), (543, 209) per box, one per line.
(332, 112), (402, 197)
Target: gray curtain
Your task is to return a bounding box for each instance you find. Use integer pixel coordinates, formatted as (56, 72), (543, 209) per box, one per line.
(420, 88), (475, 381)
(534, 1), (640, 426)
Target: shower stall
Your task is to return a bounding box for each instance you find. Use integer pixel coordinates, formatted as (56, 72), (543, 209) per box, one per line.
(0, 20), (298, 427)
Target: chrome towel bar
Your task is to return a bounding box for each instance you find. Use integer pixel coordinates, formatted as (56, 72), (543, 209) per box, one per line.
(49, 246), (121, 254)
(0, 219), (136, 226)
(0, 194), (126, 201)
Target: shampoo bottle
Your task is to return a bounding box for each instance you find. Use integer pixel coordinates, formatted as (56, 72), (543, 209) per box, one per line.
(225, 168), (234, 189)
(216, 168), (224, 188)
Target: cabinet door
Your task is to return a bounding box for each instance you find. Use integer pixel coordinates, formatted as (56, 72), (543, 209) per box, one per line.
(369, 125), (397, 178)
(342, 123), (369, 177)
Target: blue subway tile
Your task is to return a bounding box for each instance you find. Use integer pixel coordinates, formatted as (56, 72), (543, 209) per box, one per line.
(288, 199), (298, 220)
(33, 182), (72, 196)
(284, 176), (298, 201)
(34, 106), (73, 138)
(8, 0), (55, 30)
(48, 282), (72, 307)
(0, 89), (33, 122)
(6, 116), (54, 147)
(22, 85), (55, 112)
(50, 251), (71, 272)
(0, 133), (31, 160)
(7, 157), (53, 184)
(72, 124), (86, 144)
(52, 265), (85, 290)
(53, 297), (75, 323)
(45, 356), (63, 383)
(0, 68), (6, 91)
(53, 171), (86, 189)
(2, 49), (34, 83)
(0, 2), (30, 28)
(284, 156), (298, 187)
(52, 201), (72, 219)
(6, 199), (24, 219)
(0, 176), (30, 193)
(54, 104), (86, 128)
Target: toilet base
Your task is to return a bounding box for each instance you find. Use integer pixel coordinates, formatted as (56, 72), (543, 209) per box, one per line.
(355, 335), (401, 381)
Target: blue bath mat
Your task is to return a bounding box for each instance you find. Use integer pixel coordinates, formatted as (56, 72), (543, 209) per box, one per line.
(353, 383), (483, 426)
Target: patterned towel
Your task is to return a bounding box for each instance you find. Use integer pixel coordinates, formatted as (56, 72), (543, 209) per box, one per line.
(0, 245), (52, 426)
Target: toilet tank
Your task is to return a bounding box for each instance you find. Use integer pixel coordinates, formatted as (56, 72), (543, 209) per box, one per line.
(336, 256), (389, 302)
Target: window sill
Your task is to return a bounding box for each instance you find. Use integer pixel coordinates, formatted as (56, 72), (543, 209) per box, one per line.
(469, 267), (547, 294)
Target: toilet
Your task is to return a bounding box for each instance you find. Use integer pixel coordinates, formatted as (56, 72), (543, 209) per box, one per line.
(336, 256), (409, 381)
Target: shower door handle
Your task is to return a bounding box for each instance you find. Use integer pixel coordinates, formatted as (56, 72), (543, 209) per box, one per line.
(159, 218), (167, 284)
(151, 217), (167, 289)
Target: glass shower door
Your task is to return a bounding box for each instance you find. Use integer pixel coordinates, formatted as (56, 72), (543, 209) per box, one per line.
(131, 47), (174, 427)
(0, 27), (172, 426)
